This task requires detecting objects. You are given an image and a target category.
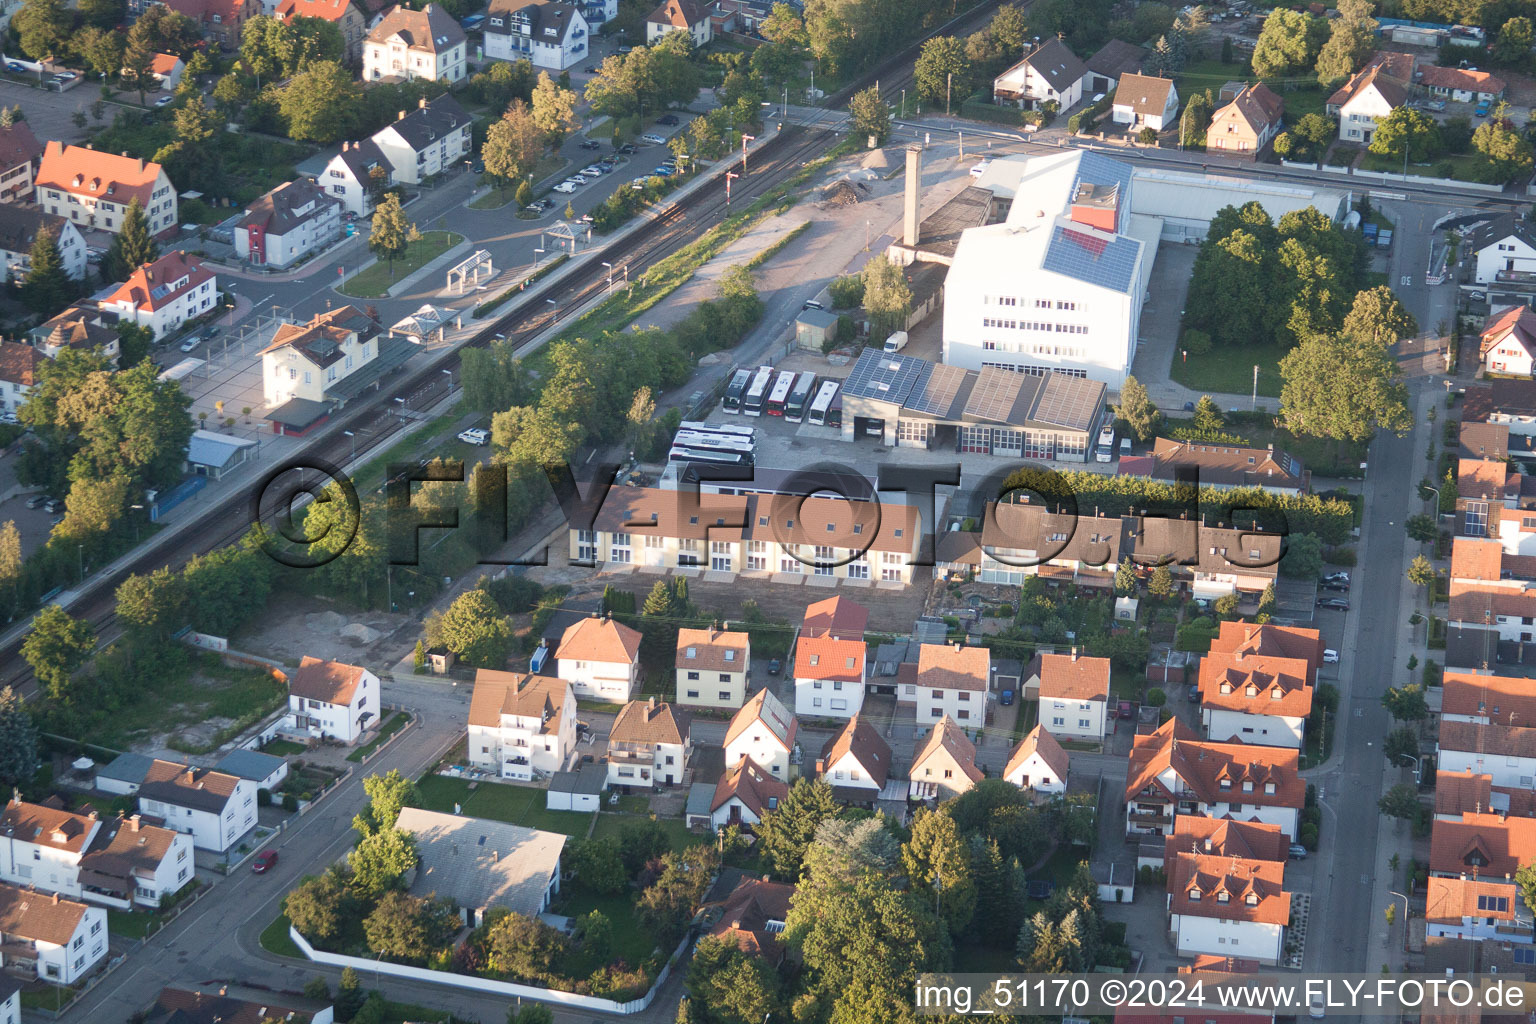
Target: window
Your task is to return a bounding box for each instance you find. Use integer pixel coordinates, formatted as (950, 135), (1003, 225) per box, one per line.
(686, 671), (700, 681)
(686, 689), (699, 698)
(718, 691), (730, 701)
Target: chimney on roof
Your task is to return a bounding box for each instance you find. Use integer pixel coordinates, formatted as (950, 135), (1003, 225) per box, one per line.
(219, 986), (227, 996)
(1071, 647), (1079, 661)
(815, 758), (825, 772)
(420, 96), (429, 108)
(648, 695), (656, 711)
(903, 145), (922, 247)
(398, 110), (407, 120)
(51, 892), (58, 904)
(129, 814), (140, 832)
(121, 151), (129, 158)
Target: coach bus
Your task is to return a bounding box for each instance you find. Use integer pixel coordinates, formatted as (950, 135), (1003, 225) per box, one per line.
(784, 372), (818, 422)
(826, 391), (843, 429)
(674, 431), (756, 454)
(766, 371), (795, 416)
(807, 381), (840, 426)
(670, 446), (753, 467)
(720, 370), (752, 413)
(742, 367), (774, 416)
(680, 420), (755, 439)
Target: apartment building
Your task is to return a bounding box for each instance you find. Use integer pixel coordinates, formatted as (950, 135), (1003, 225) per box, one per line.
(674, 627), (750, 709)
(36, 143), (177, 236)
(1125, 719), (1303, 840)
(467, 669), (576, 781)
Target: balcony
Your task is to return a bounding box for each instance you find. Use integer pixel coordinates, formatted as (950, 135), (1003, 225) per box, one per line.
(608, 747), (656, 765)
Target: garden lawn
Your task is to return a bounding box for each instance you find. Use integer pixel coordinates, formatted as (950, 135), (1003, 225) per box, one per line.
(555, 885), (656, 965)
(63, 658), (285, 754)
(262, 739), (306, 756)
(590, 811), (698, 852)
(1169, 340), (1285, 399)
(260, 913), (302, 958)
(19, 984), (77, 1011)
(341, 231), (464, 298)
(413, 774), (595, 837)
(108, 910), (159, 938)
(347, 711), (410, 762)
(1358, 152), (1485, 181)
(1175, 60), (1250, 105)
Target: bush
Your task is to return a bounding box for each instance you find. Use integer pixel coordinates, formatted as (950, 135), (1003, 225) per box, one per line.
(282, 793), (299, 811)
(836, 314), (856, 342)
(1299, 823), (1319, 850)
(828, 275), (864, 308)
(257, 788), (272, 807)
(1146, 687), (1166, 707)
(1182, 329), (1212, 356)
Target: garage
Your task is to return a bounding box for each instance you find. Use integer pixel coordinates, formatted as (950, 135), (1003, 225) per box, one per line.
(545, 763), (605, 812)
(853, 415), (885, 439)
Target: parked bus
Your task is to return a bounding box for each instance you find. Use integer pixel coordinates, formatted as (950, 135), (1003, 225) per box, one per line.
(720, 370), (752, 413)
(826, 391), (843, 429)
(670, 446), (752, 467)
(807, 381), (840, 426)
(674, 431), (755, 454)
(784, 372), (817, 422)
(680, 420), (755, 439)
(766, 371), (795, 416)
(742, 367), (774, 416)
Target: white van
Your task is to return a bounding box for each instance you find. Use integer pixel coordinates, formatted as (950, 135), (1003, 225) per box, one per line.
(883, 331), (909, 353)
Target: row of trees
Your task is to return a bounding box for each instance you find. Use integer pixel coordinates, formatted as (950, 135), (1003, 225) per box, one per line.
(1369, 102), (1534, 183)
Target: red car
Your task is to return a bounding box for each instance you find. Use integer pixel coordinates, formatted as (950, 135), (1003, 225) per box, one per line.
(252, 850), (278, 874)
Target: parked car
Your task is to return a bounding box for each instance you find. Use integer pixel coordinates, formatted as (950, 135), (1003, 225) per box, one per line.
(1476, 101), (1491, 117)
(1188, 683), (1200, 703)
(616, 143), (638, 155)
(1000, 689), (1015, 706)
(52, 71), (77, 81)
(582, 164), (606, 176)
(658, 113), (680, 125)
(630, 177), (649, 190)
(252, 850), (278, 874)
(579, 139), (602, 150)
(1320, 579), (1350, 592)
(155, 95), (174, 107)
(24, 495), (44, 509)
(3, 62), (22, 73)
(1323, 571), (1350, 583)
(43, 498), (64, 514)
(1117, 700), (1134, 719)
(767, 658), (781, 675)
(802, 299), (824, 311)
(553, 181), (578, 193)
(1317, 597), (1350, 611)
(1289, 844), (1309, 860)
(179, 336), (201, 353)
(640, 133), (667, 145)
(458, 427), (489, 446)
(1322, 648), (1339, 664)
(1182, 400), (1195, 412)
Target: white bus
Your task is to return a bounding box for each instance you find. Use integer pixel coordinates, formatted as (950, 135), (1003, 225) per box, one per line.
(742, 367), (774, 416)
(674, 431), (756, 453)
(807, 381), (840, 426)
(784, 372), (817, 422)
(680, 420), (755, 439)
(720, 370), (753, 413)
(766, 371), (795, 416)
(670, 446), (751, 466)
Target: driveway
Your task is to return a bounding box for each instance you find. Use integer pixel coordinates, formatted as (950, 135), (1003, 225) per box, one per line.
(1130, 241), (1195, 401)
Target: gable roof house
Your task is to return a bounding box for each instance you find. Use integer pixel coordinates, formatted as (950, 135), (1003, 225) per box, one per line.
(675, 627), (751, 710)
(0, 340), (40, 419)
(142, 53), (185, 91)
(364, 3), (467, 83)
(1125, 518), (1282, 600)
(910, 715), (983, 802)
(282, 656), (380, 745)
(78, 813), (194, 910)
(0, 798), (100, 900)
(993, 38), (1088, 111)
(468, 669), (576, 782)
(260, 306), (393, 427)
(234, 179), (342, 270)
(1208, 82), (1284, 155)
(36, 143), (177, 238)
(0, 120), (44, 204)
(700, 875), (795, 964)
(1083, 38), (1147, 94)
(1430, 811), (1536, 879)
(1433, 768), (1536, 821)
(0, 882), (106, 984)
(817, 714), (892, 805)
(1125, 718), (1304, 840)
(1038, 650), (1111, 741)
(1425, 874), (1526, 944)
(320, 139), (394, 218)
(1479, 304), (1536, 377)
(485, 0), (590, 70)
(98, 250), (218, 341)
(370, 93), (472, 186)
(1165, 847), (1290, 964)
(1111, 72), (1179, 132)
(1327, 53), (1413, 143)
(1150, 437), (1308, 494)
(396, 807), (564, 926)
(556, 613), (642, 702)
(606, 697), (691, 789)
(1418, 65), (1506, 103)
(1004, 724), (1071, 800)
(711, 756), (789, 829)
(149, 0), (261, 46)
(278, 0), (368, 60)
(978, 504), (1128, 588)
(1165, 814), (1289, 865)
(646, 0), (710, 45)
(212, 749), (288, 793)
(134, 760), (257, 853)
(0, 206), (86, 283)
(144, 986), (332, 1024)
(794, 595), (869, 720)
(1197, 628), (1316, 750)
(1472, 214), (1536, 287)
(1437, 719), (1536, 789)
(902, 642), (990, 727)
(724, 688), (798, 780)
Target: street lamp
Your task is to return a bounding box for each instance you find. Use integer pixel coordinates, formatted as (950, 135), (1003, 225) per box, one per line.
(740, 134), (755, 173)
(77, 544), (84, 583)
(1389, 890), (1410, 950)
(343, 429), (356, 464)
(129, 504), (143, 543)
(546, 297), (558, 319)
(393, 397), (405, 419)
(900, 87), (906, 119)
(1399, 754), (1421, 784)
(946, 72), (952, 117)
(532, 247), (545, 267)
(603, 260), (614, 293)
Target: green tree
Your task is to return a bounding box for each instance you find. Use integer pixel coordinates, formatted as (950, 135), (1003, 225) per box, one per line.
(1473, 108), (1535, 181)
(79, 27), (126, 78)
(363, 891), (455, 962)
(902, 808), (976, 935)
(115, 322), (153, 369)
(515, 179), (533, 207)
(686, 935), (784, 1024)
(423, 588), (512, 667)
(848, 85), (890, 144)
(757, 777), (838, 878)
(638, 845), (720, 944)
(14, 0), (71, 60)
(1516, 862), (1536, 923)
(1407, 553), (1436, 588)
(1180, 90), (1212, 148)
(285, 870), (354, 945)
(862, 253), (912, 342)
(509, 1005), (555, 1024)
(1382, 682), (1430, 722)
(1378, 782), (1420, 820)
(121, 32), (157, 104)
(368, 193), (410, 277)
(1148, 564), (1175, 599)
(914, 35), (970, 108)
(78, 0), (123, 30)
(20, 228), (73, 317)
(1383, 726), (1420, 767)
(1114, 375), (1162, 441)
(1405, 514), (1437, 543)
(105, 198), (159, 281)
(353, 768), (418, 835)
(0, 522), (18, 618)
(487, 911), (570, 983)
(1192, 395), (1224, 434)
(0, 687), (37, 790)
(1494, 15), (1533, 67)
(21, 606), (95, 705)
(1342, 285), (1418, 347)
(482, 99), (544, 186)
(1280, 531), (1324, 579)
(1279, 334), (1411, 441)
(1251, 8), (1326, 78)
(277, 60), (360, 143)
(336, 966), (365, 1022)
(530, 70), (580, 143)
(347, 827), (418, 897)
(759, 2), (807, 46)
(1294, 112), (1337, 152)
(115, 567), (187, 647)
(1315, 0), (1377, 85)
(1114, 557), (1137, 596)
(1369, 105), (1439, 163)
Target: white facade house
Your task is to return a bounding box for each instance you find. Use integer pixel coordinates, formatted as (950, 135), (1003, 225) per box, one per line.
(1437, 720), (1536, 788)
(134, 761), (257, 853)
(0, 800), (99, 899)
(320, 139), (394, 217)
(555, 614), (642, 702)
(710, 757), (788, 829)
(234, 179), (342, 269)
(79, 815), (193, 910)
(992, 38), (1087, 111)
(1004, 725), (1070, 799)
(606, 698), (690, 789)
(1126, 719), (1303, 840)
(1111, 73), (1179, 131)
(902, 643), (991, 726)
(1038, 652), (1111, 741)
(675, 627), (750, 710)
(1198, 650), (1313, 751)
(1473, 214), (1536, 286)
(467, 670), (577, 782)
(794, 595), (869, 720)
(259, 305), (380, 409)
(370, 94), (473, 186)
(0, 341), (40, 421)
(943, 150), (1150, 389)
(99, 251), (218, 340)
(35, 143), (177, 237)
(0, 207), (86, 281)
(1328, 56), (1411, 144)
(0, 883), (107, 984)
(283, 656), (380, 745)
(1166, 851), (1289, 966)
(485, 0), (590, 70)
(364, 3), (467, 83)
(646, 0), (711, 45)
(1424, 876), (1527, 944)
(723, 688), (797, 781)
(817, 714), (891, 800)
(1480, 305), (1536, 377)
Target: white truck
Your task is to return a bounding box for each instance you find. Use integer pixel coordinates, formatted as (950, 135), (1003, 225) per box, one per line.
(883, 331), (909, 353)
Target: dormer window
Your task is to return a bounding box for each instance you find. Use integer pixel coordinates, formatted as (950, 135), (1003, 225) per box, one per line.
(1219, 778), (1232, 789)
(685, 647), (696, 659)
(1245, 893), (1258, 905)
(1220, 682), (1232, 694)
(1242, 780), (1253, 792)
(1189, 887), (1201, 901)
(1217, 891), (1230, 903)
(1245, 684), (1257, 697)
(1271, 688), (1282, 700)
(1264, 781), (1276, 794)
(809, 655), (820, 666)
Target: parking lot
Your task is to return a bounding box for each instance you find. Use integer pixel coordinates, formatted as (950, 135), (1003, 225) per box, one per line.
(0, 77), (100, 147)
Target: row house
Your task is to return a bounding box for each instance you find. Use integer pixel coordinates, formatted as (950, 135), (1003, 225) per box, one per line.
(467, 669), (576, 781)
(1448, 537), (1536, 586)
(793, 595), (869, 720)
(36, 143), (177, 236)
(99, 251), (218, 341)
(1126, 718), (1303, 840)
(1441, 671), (1536, 728)
(1429, 811), (1536, 879)
(234, 179), (342, 270)
(283, 656), (379, 745)
(606, 697), (690, 789)
(675, 627), (750, 709)
(724, 688), (796, 781)
(571, 485), (923, 586)
(1166, 841), (1290, 965)
(0, 206), (86, 281)
(1149, 438), (1309, 495)
(1434, 768), (1536, 821)
(372, 94), (473, 186)
(1438, 720), (1536, 789)
(364, 3), (466, 83)
(77, 814), (193, 910)
(556, 613), (641, 702)
(486, 0), (591, 71)
(1447, 585), (1536, 645)
(0, 121), (43, 204)
(134, 761), (257, 853)
(710, 756), (787, 830)
(1038, 650), (1111, 741)
(1003, 724), (1070, 802)
(0, 883), (106, 984)
(1198, 621), (1322, 750)
(909, 716), (982, 802)
(817, 714), (892, 806)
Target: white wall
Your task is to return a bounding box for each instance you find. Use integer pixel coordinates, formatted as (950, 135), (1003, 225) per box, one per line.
(1196, 801), (1298, 840)
(558, 659), (638, 702)
(915, 687), (986, 727)
(30, 906), (107, 984)
(139, 780), (257, 852)
(373, 124), (472, 185)
(1437, 748), (1536, 789)
(1338, 88), (1397, 142)
(1040, 697), (1108, 740)
(1478, 234), (1536, 285)
(1171, 912), (1284, 965)
(725, 727), (790, 781)
(0, 830), (89, 897)
(822, 750), (881, 793)
(1203, 708), (1304, 749)
(1004, 752), (1067, 795)
(286, 670), (380, 745)
(135, 831), (193, 906)
(794, 677), (863, 719)
(677, 667), (748, 710)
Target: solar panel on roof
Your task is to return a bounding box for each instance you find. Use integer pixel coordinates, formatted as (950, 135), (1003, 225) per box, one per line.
(842, 348), (926, 406)
(1033, 375), (1100, 431)
(966, 367), (1026, 424)
(904, 362), (967, 416)
(1041, 225), (1140, 293)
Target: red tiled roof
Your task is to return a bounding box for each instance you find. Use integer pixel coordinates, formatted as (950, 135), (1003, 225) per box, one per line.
(1210, 621), (1322, 677)
(911, 715), (982, 783)
(1418, 65), (1506, 95)
(161, 0), (256, 27)
(1038, 651), (1110, 702)
(802, 595), (868, 639)
(610, 698), (690, 746)
(0, 797), (97, 854)
(1430, 811), (1536, 878)
(103, 251), (213, 313)
(794, 634), (864, 683)
(1425, 875), (1516, 925)
(0, 122), (42, 171)
(647, 0), (707, 28)
(1458, 457), (1515, 500)
(819, 713), (892, 789)
(1451, 538), (1506, 582)
(150, 53), (181, 75)
(1126, 718), (1303, 809)
(1166, 850), (1290, 925)
(287, 656), (369, 705)
(1481, 305), (1536, 362)
(675, 627), (748, 673)
(556, 615), (641, 665)
(0, 883), (89, 945)
(38, 141), (164, 209)
(1178, 954), (1262, 974)
(705, 876), (795, 961)
(712, 756), (788, 818)
(1448, 583), (1536, 625)
(0, 340), (41, 387)
(1197, 652), (1313, 719)
(1004, 724), (1069, 784)
(1442, 672), (1536, 727)
(1166, 816), (1288, 863)
(277, 0), (357, 21)
(1328, 52), (1413, 108)
(468, 670), (567, 734)
(916, 643), (990, 693)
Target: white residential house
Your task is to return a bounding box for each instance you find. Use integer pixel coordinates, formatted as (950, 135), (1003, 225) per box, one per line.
(133, 761), (257, 853)
(1424, 876), (1527, 944)
(35, 142), (178, 237)
(0, 341), (40, 420)
(467, 670), (577, 781)
(1166, 851), (1290, 965)
(710, 757), (788, 829)
(1112, 73), (1179, 132)
(1198, 650), (1314, 751)
(1125, 720), (1303, 840)
(0, 883), (107, 984)
(1328, 56), (1411, 144)
(900, 643), (991, 726)
(1437, 720), (1536, 788)
(98, 251), (218, 340)
(816, 714), (891, 802)
(1038, 651), (1111, 741)
(283, 656), (380, 745)
(0, 799), (100, 899)
(485, 0), (590, 70)
(364, 3), (467, 83)
(1473, 214), (1536, 286)
(793, 595), (869, 720)
(320, 139), (394, 217)
(234, 179), (342, 269)
(78, 815), (194, 910)
(1004, 725), (1070, 799)
(259, 305), (381, 409)
(145, 53), (184, 91)
(723, 688), (798, 781)
(1480, 305), (1536, 377)
(0, 207), (86, 281)
(606, 697), (691, 789)
(555, 614), (642, 702)
(646, 0), (711, 45)
(909, 716), (983, 802)
(370, 94), (473, 186)
(992, 38), (1087, 111)
(675, 627), (750, 709)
